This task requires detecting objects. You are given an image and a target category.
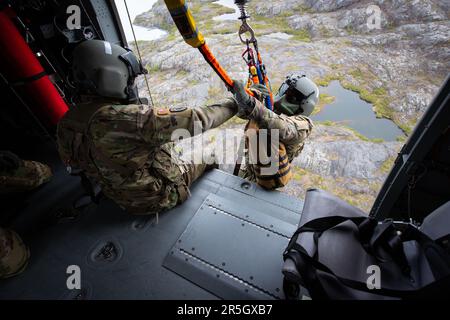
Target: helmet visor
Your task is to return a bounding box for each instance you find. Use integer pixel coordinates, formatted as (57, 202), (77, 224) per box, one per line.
(277, 81), (312, 106)
(285, 86), (309, 105)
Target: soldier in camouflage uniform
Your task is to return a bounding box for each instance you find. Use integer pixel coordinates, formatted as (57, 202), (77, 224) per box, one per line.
(232, 73), (319, 188)
(57, 40), (239, 215)
(0, 151), (52, 279)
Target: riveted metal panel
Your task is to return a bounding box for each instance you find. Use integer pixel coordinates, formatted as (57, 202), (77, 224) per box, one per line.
(164, 192), (301, 299)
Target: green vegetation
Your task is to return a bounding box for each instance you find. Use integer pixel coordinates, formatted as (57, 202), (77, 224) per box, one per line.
(343, 126), (384, 143)
(344, 25), (356, 35)
(175, 69), (188, 77)
(330, 63), (340, 70)
(312, 93), (336, 115)
(319, 26), (332, 38)
(309, 55), (321, 64)
(349, 68), (364, 80)
(189, 2), (235, 34)
(397, 119), (416, 135)
(396, 135), (407, 143)
(146, 64), (162, 73)
(314, 74), (343, 87)
(291, 166), (378, 213)
(379, 156), (396, 174)
(245, 11), (311, 42)
(316, 120), (336, 126)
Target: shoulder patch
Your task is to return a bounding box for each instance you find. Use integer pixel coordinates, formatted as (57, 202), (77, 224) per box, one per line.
(157, 108), (170, 116)
(169, 105), (187, 113)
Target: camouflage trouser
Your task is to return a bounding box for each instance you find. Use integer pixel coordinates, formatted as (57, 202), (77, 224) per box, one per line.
(160, 161), (208, 210)
(0, 228), (29, 279)
(115, 161), (209, 216)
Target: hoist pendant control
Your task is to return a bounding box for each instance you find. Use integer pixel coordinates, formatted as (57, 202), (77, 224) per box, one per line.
(164, 0), (205, 48)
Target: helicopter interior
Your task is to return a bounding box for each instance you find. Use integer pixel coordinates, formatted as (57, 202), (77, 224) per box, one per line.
(0, 0), (448, 300)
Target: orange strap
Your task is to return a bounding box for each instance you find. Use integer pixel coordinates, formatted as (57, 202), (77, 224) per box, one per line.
(199, 43), (254, 97)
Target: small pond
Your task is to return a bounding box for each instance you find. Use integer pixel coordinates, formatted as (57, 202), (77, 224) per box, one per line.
(311, 80), (404, 141)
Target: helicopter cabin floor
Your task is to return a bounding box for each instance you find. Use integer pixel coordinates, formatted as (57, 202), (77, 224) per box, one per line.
(0, 140), (305, 299)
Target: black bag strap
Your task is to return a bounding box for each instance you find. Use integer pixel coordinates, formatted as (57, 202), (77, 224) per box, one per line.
(284, 215), (450, 299)
(286, 242), (450, 299)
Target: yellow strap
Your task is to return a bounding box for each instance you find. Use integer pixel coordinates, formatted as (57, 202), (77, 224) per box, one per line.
(164, 0), (205, 48)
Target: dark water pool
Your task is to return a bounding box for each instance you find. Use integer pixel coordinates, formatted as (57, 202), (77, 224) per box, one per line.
(311, 81), (404, 141)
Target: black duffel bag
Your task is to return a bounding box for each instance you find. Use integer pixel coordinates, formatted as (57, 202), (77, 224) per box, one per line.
(282, 189), (450, 300)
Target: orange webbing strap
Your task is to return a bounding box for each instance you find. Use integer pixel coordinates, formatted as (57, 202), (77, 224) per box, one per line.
(198, 43), (254, 96)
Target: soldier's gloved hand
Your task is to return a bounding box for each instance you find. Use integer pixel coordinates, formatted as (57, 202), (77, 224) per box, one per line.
(249, 83), (270, 102)
(0, 151), (23, 173)
(232, 80), (256, 117)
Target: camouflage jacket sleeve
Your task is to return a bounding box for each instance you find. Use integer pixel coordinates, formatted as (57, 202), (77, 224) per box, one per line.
(247, 100), (313, 147)
(140, 98), (238, 146)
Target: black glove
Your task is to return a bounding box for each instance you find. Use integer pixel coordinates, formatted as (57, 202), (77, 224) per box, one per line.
(232, 80), (255, 117)
(0, 151), (23, 173)
(249, 83), (270, 102)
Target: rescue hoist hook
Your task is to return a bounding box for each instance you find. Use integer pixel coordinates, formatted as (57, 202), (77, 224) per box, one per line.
(234, 0), (274, 110)
(235, 1), (256, 44)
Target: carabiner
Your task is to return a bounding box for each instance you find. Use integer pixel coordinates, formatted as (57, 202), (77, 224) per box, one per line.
(238, 20), (256, 44)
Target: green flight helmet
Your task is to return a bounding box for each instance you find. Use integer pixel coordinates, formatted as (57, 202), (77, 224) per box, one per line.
(71, 40), (147, 102)
(273, 73), (319, 116)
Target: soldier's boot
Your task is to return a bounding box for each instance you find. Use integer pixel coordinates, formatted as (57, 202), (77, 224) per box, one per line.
(0, 160), (53, 194)
(0, 228), (30, 279)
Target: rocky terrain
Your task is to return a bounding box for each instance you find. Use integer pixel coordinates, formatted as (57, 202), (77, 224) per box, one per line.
(132, 0), (449, 212)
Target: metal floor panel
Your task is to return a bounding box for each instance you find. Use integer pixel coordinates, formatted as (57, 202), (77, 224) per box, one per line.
(0, 151), (304, 299)
(163, 190), (302, 300)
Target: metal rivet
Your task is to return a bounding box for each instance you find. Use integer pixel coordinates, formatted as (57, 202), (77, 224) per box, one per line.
(241, 182), (251, 190)
(249, 276), (254, 280)
(222, 262), (226, 266)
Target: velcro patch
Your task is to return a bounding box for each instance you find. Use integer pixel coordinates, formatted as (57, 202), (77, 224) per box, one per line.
(157, 108), (170, 116)
(169, 106), (187, 113)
